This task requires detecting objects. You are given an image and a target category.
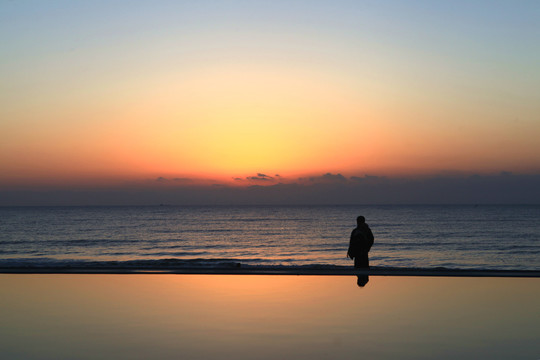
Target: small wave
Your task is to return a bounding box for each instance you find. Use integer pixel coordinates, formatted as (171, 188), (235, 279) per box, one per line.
(182, 229), (237, 233)
(0, 257), (244, 269)
(138, 251), (209, 257)
(375, 241), (464, 248)
(43, 239), (143, 246)
(501, 244), (540, 250)
(0, 257), (538, 273)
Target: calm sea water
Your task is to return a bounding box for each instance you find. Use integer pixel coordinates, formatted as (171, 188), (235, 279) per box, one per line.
(0, 205), (539, 270)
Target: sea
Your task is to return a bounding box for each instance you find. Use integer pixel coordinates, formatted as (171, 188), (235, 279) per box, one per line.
(0, 205), (539, 271)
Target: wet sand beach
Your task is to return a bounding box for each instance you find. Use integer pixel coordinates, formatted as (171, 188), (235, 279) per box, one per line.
(1, 274), (539, 360)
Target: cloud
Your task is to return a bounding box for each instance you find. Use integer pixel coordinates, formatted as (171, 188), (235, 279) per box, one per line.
(154, 177), (195, 184)
(234, 173), (285, 184)
(147, 177), (221, 187)
(233, 173), (276, 183)
(350, 174), (385, 183)
(245, 173), (275, 182)
(299, 172), (347, 184)
(172, 177), (193, 183)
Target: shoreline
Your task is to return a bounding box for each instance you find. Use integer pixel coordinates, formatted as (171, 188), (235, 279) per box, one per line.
(1, 267), (539, 277)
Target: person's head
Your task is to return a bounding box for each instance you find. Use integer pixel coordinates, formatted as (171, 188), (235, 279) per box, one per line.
(356, 216), (365, 225)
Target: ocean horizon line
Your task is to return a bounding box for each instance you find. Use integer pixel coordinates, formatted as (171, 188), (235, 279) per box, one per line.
(2, 203), (540, 208)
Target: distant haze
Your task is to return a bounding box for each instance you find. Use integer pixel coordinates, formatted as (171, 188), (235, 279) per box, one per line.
(2, 172), (539, 206)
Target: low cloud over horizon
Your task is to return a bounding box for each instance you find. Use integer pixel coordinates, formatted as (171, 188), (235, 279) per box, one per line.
(2, 172), (539, 206)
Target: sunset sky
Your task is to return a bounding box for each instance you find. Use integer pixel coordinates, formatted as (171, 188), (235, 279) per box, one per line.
(1, 1), (539, 193)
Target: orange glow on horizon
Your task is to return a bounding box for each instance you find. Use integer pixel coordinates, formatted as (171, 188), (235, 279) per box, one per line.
(2, 61), (540, 187)
(2, 2), (540, 190)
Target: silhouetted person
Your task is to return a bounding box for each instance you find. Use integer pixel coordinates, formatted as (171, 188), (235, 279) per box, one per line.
(347, 216), (374, 269)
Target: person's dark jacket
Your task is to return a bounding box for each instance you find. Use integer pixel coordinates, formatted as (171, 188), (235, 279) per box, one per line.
(348, 223), (374, 259)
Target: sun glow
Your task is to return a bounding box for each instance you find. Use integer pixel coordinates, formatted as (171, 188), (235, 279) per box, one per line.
(1, 1), (540, 189)
(87, 63), (381, 180)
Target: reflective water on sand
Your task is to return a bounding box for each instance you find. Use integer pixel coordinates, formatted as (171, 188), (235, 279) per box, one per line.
(1, 274), (539, 359)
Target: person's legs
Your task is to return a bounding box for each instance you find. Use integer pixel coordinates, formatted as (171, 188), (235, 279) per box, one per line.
(354, 253), (370, 269)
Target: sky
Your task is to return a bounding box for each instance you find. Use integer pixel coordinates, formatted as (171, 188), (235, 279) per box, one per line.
(1, 1), (539, 204)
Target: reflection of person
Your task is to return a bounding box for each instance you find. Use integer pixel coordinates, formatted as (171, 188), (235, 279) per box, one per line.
(356, 275), (369, 287)
(347, 216), (374, 269)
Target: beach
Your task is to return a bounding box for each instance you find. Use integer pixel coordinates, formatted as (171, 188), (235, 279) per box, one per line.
(1, 273), (539, 360)
(2, 205), (539, 359)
